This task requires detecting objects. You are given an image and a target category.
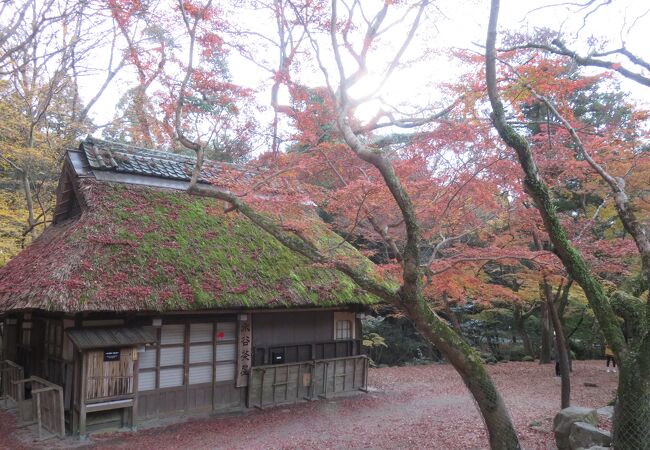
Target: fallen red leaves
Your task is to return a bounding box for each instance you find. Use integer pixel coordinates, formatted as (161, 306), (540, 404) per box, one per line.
(0, 361), (618, 450)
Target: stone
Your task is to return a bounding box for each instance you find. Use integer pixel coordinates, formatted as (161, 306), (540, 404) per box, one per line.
(553, 406), (599, 450)
(596, 406), (614, 420)
(569, 422), (611, 450)
(529, 419), (548, 433)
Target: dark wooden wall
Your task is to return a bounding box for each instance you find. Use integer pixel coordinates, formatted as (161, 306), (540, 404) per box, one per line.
(2, 321), (17, 361)
(251, 311), (362, 366)
(252, 311), (335, 347)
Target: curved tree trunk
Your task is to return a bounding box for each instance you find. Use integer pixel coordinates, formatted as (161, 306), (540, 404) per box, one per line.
(403, 293), (521, 449)
(485, 1), (648, 446)
(188, 181), (522, 450)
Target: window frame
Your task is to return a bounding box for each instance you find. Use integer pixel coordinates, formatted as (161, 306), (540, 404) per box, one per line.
(333, 312), (356, 341)
(137, 318), (238, 392)
(335, 319), (352, 340)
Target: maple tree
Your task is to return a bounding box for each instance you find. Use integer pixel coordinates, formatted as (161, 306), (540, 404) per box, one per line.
(2, 0), (648, 448)
(170, 1), (645, 446)
(486, 0), (650, 446)
(165, 1), (527, 447)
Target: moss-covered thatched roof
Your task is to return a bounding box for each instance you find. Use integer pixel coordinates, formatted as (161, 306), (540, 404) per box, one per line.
(0, 180), (379, 313)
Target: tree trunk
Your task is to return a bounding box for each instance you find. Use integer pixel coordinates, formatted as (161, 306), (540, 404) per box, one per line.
(134, 86), (154, 147)
(513, 305), (534, 358)
(539, 301), (552, 363)
(615, 347), (650, 450)
(442, 291), (463, 333)
(485, 1), (641, 444)
(403, 294), (521, 450)
(557, 281), (574, 373)
(543, 280), (571, 408)
(189, 182), (521, 449)
(20, 170), (36, 239)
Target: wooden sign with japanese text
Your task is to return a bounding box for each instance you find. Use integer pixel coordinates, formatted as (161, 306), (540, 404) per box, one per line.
(236, 313), (252, 387)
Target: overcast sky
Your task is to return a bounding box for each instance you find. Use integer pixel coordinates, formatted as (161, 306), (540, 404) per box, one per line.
(81, 0), (650, 132)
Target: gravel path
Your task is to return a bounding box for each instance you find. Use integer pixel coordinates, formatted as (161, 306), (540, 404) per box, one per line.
(0, 361), (617, 450)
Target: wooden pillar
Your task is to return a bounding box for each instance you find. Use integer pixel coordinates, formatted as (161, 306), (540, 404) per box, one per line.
(78, 352), (87, 439)
(211, 322), (216, 412)
(35, 391), (42, 440)
(71, 353), (79, 436)
(131, 349), (139, 431)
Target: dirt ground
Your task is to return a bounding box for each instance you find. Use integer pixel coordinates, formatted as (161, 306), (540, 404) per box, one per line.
(0, 360), (618, 450)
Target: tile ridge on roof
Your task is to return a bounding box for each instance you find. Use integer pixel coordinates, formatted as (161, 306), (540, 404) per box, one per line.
(82, 135), (218, 166)
(80, 136), (260, 172)
(79, 136), (261, 186)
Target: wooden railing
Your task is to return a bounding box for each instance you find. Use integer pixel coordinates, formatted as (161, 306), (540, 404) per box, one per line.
(0, 360), (24, 406)
(14, 376), (65, 438)
(247, 355), (368, 409)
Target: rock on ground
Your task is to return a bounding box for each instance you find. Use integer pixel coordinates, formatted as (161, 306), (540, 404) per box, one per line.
(554, 406), (599, 450)
(596, 406), (614, 419)
(569, 422), (611, 450)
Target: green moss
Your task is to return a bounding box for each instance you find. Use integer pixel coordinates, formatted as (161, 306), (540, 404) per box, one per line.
(75, 183), (379, 311)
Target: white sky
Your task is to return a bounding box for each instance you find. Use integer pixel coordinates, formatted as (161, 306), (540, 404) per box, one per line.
(80, 0), (650, 135)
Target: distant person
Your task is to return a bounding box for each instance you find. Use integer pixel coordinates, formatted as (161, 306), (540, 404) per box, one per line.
(605, 345), (617, 373)
(553, 346), (560, 377)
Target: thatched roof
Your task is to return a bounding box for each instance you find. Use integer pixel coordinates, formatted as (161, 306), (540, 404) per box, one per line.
(0, 139), (379, 313)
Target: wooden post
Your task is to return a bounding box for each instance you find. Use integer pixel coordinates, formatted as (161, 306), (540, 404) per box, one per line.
(284, 365), (289, 401)
(35, 391), (42, 440)
(259, 369), (266, 409)
(271, 365), (277, 405)
(183, 323), (189, 408)
(211, 322), (216, 412)
(71, 353), (79, 436)
(0, 365), (7, 408)
(321, 361), (328, 399)
(296, 364), (302, 401)
(362, 356), (369, 392)
(79, 353), (87, 439)
(307, 362), (315, 400)
(131, 349), (139, 431)
(57, 386), (65, 437)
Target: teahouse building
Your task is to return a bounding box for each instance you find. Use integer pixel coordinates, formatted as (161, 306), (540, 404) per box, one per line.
(0, 137), (375, 438)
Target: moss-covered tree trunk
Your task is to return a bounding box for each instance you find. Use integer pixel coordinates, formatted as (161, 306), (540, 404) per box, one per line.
(616, 347), (650, 450)
(609, 291), (650, 448)
(187, 3), (522, 444)
(485, 1), (650, 446)
(190, 177), (522, 450)
(402, 293), (521, 449)
(335, 112), (521, 449)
